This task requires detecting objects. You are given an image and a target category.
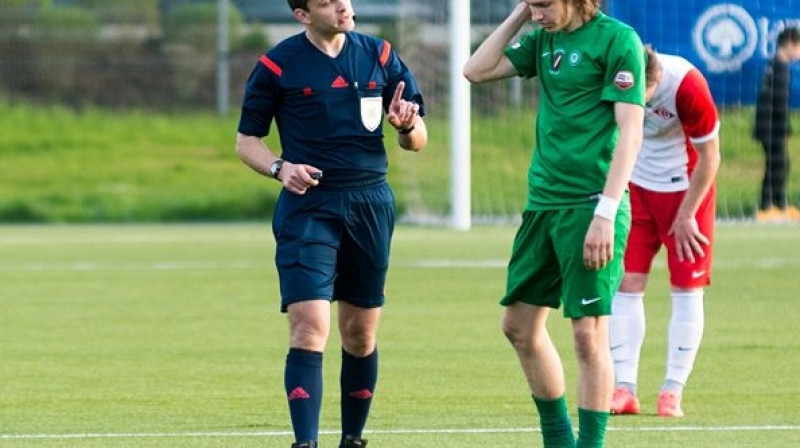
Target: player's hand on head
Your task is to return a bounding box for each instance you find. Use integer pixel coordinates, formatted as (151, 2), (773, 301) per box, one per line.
(387, 81), (419, 132)
(278, 162), (321, 195)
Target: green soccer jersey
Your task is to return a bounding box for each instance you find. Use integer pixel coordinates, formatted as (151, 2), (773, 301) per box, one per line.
(504, 11), (645, 210)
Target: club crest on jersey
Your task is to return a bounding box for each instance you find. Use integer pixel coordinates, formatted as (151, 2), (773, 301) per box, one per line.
(360, 96), (383, 132)
(568, 50), (582, 66)
(547, 49), (566, 73)
(614, 71), (635, 90)
(552, 51), (563, 71)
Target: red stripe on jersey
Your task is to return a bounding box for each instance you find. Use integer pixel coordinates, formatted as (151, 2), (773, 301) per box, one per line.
(675, 68), (718, 176)
(379, 40), (391, 66)
(675, 69), (718, 140)
(260, 55), (282, 76)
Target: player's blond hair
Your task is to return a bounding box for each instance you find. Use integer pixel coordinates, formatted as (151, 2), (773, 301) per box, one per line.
(644, 45), (661, 87)
(569, 0), (601, 22)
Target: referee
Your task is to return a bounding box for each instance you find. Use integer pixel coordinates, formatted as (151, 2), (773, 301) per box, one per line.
(235, 1), (428, 447)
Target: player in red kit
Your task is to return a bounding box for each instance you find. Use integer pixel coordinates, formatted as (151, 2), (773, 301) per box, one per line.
(609, 47), (721, 418)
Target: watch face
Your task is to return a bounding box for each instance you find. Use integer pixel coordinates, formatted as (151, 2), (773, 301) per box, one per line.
(270, 160), (283, 177)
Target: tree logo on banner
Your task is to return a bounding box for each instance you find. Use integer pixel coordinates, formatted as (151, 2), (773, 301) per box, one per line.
(693, 3), (758, 73)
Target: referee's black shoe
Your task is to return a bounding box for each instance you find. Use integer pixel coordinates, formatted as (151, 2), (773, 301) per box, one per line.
(343, 435), (368, 447)
(291, 442), (317, 448)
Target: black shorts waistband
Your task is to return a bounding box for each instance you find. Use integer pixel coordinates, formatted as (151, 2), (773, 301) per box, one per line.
(314, 170), (387, 190)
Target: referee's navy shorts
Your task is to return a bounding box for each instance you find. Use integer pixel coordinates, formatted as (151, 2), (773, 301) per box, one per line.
(272, 179), (395, 312)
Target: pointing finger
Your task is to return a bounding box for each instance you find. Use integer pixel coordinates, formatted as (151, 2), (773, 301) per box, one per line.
(392, 81), (406, 104)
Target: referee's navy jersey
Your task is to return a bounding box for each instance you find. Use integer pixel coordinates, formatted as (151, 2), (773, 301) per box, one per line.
(238, 31), (426, 182)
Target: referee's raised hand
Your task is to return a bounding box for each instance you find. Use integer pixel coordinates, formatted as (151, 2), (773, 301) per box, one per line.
(386, 81), (419, 132)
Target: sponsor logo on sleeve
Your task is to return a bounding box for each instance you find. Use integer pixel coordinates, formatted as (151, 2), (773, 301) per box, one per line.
(614, 71), (635, 90)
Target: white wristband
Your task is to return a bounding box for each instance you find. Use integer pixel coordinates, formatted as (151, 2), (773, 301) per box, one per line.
(594, 195), (619, 221)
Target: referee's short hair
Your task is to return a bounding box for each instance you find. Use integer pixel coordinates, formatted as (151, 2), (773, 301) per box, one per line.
(287, 0), (309, 12)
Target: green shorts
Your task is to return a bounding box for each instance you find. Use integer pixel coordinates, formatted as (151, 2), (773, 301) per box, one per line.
(501, 205), (631, 318)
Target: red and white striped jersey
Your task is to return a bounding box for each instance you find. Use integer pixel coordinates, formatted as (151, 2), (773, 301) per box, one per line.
(631, 54), (720, 192)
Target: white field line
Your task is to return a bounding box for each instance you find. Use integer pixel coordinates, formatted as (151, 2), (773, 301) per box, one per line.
(2, 425), (799, 440)
(2, 256), (800, 272)
(0, 261), (266, 271)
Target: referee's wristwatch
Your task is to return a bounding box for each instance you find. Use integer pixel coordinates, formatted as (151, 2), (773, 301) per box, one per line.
(268, 159), (284, 180)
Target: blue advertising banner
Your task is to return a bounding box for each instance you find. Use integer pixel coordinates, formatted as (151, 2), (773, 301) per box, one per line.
(606, 1), (800, 106)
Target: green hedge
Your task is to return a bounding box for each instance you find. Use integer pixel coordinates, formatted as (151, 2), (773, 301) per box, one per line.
(164, 2), (243, 51)
(0, 99), (796, 223)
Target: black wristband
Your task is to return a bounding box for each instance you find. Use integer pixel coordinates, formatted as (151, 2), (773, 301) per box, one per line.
(398, 125), (415, 135)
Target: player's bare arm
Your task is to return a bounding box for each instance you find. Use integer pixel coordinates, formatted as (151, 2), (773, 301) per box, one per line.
(670, 136), (720, 263)
(235, 133), (321, 195)
(462, 3), (530, 83)
(583, 102), (644, 270)
(386, 81), (427, 152)
(606, 102), (645, 202)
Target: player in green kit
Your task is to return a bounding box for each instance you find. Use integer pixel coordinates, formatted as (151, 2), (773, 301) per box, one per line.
(464, 1), (645, 447)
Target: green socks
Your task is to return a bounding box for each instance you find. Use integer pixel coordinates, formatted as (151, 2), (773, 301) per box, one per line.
(533, 395), (576, 448)
(576, 407), (610, 448)
(532, 397), (611, 448)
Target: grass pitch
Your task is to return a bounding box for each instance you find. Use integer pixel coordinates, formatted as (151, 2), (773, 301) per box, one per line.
(1, 223), (799, 447)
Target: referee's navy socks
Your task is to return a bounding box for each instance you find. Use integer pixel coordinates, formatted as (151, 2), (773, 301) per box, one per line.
(285, 348), (323, 444)
(340, 348), (378, 445)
